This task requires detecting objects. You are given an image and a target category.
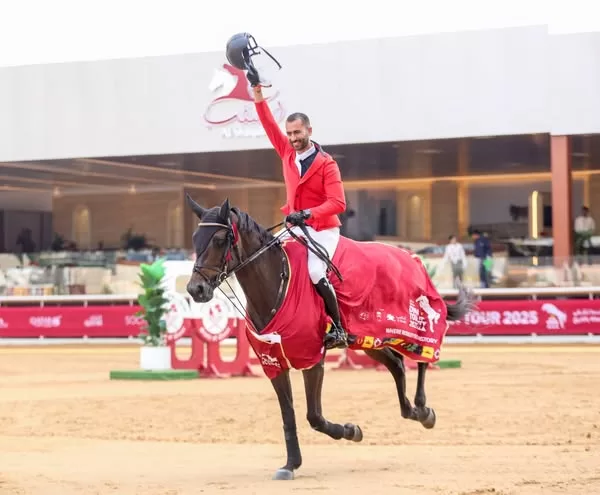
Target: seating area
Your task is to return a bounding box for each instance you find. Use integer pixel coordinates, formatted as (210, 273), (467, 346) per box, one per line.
(0, 249), (191, 296)
(2, 244), (600, 296)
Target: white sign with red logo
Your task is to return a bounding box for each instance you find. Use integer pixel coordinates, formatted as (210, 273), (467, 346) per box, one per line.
(162, 291), (238, 343)
(203, 64), (286, 139)
(196, 297), (237, 343)
(160, 260), (245, 343)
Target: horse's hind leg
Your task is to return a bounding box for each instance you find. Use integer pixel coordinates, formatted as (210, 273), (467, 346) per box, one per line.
(414, 362), (436, 429)
(363, 348), (414, 420)
(364, 348), (436, 429)
(302, 360), (363, 443)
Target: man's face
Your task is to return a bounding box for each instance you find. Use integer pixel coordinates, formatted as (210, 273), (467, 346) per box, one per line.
(285, 119), (312, 152)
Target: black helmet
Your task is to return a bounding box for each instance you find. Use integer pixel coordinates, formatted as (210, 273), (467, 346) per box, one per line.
(225, 32), (255, 71)
(225, 32), (282, 73)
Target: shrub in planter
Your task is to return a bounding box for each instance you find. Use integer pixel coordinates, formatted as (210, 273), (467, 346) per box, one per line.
(136, 257), (169, 347)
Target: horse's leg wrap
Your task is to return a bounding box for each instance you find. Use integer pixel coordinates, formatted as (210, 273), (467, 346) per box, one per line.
(302, 362), (363, 442)
(271, 370), (302, 477)
(364, 348), (414, 419)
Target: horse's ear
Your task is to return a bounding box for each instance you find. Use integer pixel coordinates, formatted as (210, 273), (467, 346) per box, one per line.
(219, 197), (231, 222)
(185, 193), (206, 219)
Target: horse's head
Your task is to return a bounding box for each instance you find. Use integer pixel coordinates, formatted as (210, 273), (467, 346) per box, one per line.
(185, 194), (239, 303)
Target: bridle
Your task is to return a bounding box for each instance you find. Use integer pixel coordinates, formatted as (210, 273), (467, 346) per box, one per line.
(192, 217), (291, 284)
(192, 219), (242, 287)
(191, 213), (343, 328)
(192, 216), (290, 322)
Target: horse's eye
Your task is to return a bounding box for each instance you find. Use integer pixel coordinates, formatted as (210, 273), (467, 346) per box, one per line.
(213, 237), (227, 248)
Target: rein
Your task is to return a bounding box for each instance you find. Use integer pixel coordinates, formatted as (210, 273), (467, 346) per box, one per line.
(192, 219), (289, 332)
(192, 215), (342, 332)
(266, 221), (343, 281)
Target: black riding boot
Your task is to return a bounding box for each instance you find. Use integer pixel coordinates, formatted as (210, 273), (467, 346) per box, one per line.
(314, 277), (348, 350)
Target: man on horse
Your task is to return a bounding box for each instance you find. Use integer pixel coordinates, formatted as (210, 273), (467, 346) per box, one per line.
(247, 68), (349, 350)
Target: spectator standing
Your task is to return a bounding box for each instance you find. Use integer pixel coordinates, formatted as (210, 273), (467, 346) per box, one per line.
(472, 230), (493, 288)
(439, 234), (468, 289)
(574, 206), (595, 262)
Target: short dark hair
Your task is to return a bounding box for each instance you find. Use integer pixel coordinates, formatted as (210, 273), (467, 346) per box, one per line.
(286, 112), (310, 126)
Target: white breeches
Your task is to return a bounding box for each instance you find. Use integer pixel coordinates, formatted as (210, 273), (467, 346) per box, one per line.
(276, 225), (340, 284)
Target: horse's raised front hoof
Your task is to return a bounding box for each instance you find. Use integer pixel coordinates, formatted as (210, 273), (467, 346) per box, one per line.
(420, 408), (436, 429)
(273, 469), (294, 480)
(344, 423), (363, 442)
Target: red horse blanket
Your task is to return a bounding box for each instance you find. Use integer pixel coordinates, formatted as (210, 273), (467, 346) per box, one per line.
(246, 237), (449, 379)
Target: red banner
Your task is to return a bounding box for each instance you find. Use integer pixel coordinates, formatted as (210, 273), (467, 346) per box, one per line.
(0, 306), (144, 338)
(447, 299), (600, 336)
(1, 299), (599, 339)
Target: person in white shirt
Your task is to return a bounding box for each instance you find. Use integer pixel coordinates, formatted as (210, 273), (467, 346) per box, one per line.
(574, 206), (595, 259)
(575, 206), (595, 234)
(439, 234), (468, 289)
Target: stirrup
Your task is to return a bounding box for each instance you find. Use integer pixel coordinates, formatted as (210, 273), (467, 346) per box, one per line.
(324, 323), (348, 349)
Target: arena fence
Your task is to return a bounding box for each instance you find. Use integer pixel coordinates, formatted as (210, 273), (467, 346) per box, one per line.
(1, 287), (600, 345)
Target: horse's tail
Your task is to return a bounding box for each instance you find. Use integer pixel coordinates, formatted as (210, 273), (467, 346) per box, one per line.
(445, 280), (478, 321)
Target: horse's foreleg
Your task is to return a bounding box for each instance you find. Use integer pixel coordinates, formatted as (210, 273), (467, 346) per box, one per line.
(302, 360), (363, 442)
(414, 361), (436, 429)
(363, 348), (414, 419)
(270, 370), (302, 480)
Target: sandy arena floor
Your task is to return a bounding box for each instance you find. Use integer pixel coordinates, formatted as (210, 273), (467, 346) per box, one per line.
(0, 343), (599, 495)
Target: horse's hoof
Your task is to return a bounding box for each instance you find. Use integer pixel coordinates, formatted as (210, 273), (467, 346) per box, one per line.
(273, 469), (294, 480)
(421, 408), (436, 429)
(344, 423), (363, 442)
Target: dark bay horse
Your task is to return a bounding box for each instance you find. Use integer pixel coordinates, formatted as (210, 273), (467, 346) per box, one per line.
(184, 194), (475, 481)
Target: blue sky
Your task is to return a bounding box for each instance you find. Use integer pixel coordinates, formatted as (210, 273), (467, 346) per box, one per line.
(0, 0), (597, 67)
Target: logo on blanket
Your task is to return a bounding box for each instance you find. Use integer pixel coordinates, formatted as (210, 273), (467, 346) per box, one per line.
(355, 335), (436, 360)
(409, 295), (440, 333)
(259, 353), (281, 369)
(356, 335), (385, 349)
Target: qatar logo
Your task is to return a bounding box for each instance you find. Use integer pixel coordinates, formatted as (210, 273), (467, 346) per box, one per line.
(203, 63), (286, 138)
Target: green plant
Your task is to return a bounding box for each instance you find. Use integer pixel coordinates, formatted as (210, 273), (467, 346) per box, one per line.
(136, 257), (169, 346)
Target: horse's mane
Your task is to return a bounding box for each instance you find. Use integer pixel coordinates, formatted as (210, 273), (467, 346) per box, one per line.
(231, 207), (275, 245)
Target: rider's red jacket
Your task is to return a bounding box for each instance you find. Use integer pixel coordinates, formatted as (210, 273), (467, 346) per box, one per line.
(255, 100), (346, 231)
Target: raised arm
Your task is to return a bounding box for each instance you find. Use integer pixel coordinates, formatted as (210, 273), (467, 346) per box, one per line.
(253, 86), (290, 158)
